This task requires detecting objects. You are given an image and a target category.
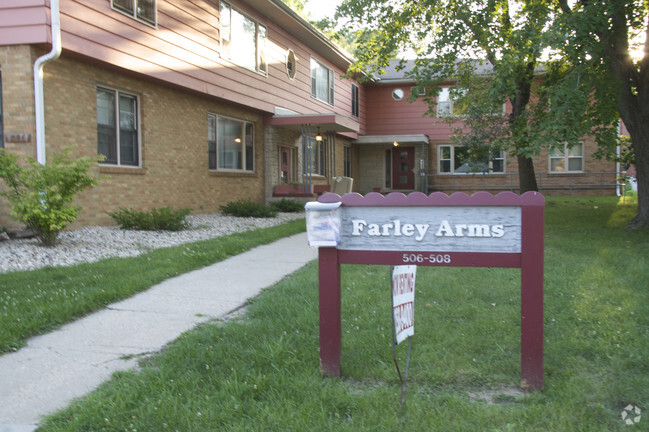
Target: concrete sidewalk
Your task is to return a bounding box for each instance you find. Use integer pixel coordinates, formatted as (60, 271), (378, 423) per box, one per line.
(0, 232), (317, 432)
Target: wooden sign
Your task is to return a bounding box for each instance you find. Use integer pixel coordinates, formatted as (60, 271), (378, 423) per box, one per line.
(314, 191), (545, 390)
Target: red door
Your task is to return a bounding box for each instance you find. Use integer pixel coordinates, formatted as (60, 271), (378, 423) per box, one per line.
(280, 146), (291, 183)
(392, 147), (415, 190)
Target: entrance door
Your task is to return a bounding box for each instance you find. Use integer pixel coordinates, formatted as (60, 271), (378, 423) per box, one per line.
(280, 146), (292, 183)
(392, 147), (415, 190)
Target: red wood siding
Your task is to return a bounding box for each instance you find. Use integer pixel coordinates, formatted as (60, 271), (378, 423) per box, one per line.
(0, 0), (359, 120)
(1, 0), (360, 119)
(364, 84), (457, 140)
(0, 0), (50, 45)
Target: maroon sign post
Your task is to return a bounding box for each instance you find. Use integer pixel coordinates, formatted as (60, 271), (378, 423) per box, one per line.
(314, 191), (545, 390)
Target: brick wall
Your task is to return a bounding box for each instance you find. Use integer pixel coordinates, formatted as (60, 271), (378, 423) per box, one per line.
(2, 52), (268, 228)
(0, 46), (39, 230)
(427, 136), (619, 195)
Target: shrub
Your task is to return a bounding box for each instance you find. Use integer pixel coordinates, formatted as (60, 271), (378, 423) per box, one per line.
(270, 199), (305, 213)
(108, 206), (191, 231)
(0, 149), (102, 246)
(219, 199), (278, 218)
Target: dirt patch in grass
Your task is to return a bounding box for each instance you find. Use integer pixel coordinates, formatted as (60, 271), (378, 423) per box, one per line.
(468, 386), (528, 404)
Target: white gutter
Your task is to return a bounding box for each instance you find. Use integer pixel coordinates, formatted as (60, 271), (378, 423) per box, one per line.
(33, 0), (62, 165)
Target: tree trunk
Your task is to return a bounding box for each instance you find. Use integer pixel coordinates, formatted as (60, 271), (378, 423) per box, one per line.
(510, 69), (539, 194)
(604, 5), (649, 229)
(517, 154), (539, 193)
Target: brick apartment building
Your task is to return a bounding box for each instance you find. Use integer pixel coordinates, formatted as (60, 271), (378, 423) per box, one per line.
(0, 0), (619, 229)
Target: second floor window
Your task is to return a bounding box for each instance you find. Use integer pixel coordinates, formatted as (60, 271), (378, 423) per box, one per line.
(437, 87), (468, 117)
(437, 86), (504, 117)
(351, 84), (359, 117)
(220, 1), (267, 75)
(112, 0), (156, 26)
(208, 114), (254, 172)
(311, 58), (335, 105)
(97, 87), (139, 167)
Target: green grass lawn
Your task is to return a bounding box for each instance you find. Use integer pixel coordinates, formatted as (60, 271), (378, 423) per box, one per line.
(11, 197), (649, 431)
(0, 219), (306, 354)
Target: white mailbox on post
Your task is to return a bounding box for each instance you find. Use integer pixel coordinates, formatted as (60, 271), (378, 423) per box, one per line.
(305, 201), (342, 247)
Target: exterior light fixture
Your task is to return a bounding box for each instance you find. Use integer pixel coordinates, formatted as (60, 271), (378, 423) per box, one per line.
(234, 137), (242, 143)
(315, 127), (323, 142)
(393, 141), (399, 147)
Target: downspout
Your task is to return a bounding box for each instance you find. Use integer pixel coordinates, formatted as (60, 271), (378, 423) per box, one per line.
(33, 0), (62, 165)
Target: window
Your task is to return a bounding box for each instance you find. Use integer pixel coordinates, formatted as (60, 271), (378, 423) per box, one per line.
(220, 1), (267, 75)
(311, 58), (335, 105)
(385, 149), (392, 189)
(436, 87), (469, 117)
(550, 142), (583, 172)
(0, 71), (3, 149)
(306, 137), (325, 176)
(112, 0), (156, 26)
(411, 86), (426, 97)
(344, 146), (352, 177)
(208, 114), (254, 172)
(437, 86), (504, 117)
(97, 87), (139, 167)
(392, 88), (405, 101)
(351, 84), (359, 117)
(439, 145), (505, 174)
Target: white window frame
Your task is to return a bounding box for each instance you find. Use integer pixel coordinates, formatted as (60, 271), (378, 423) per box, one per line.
(208, 114), (255, 172)
(411, 86), (426, 97)
(112, 0), (156, 27)
(550, 142), (584, 173)
(436, 87), (458, 117)
(438, 145), (505, 175)
(220, 1), (268, 76)
(311, 58), (335, 106)
(97, 86), (141, 167)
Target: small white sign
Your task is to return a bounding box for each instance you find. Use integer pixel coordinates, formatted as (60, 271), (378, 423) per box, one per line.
(392, 265), (416, 344)
(305, 201), (342, 247)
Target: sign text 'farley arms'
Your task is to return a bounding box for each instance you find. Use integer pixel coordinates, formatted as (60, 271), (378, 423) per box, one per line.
(351, 219), (505, 241)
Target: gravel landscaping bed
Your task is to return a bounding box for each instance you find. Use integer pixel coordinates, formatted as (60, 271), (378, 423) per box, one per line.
(0, 213), (305, 273)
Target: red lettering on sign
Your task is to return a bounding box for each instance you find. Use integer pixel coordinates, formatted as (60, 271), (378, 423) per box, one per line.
(393, 301), (414, 334)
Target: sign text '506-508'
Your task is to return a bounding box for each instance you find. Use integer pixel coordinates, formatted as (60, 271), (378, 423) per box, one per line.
(402, 253), (452, 265)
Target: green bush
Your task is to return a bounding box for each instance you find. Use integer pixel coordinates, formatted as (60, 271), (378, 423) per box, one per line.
(108, 206), (191, 231)
(0, 149), (102, 246)
(270, 199), (305, 213)
(219, 199), (278, 218)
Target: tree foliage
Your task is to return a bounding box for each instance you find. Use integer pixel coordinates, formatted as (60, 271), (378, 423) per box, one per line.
(553, 0), (649, 229)
(335, 0), (620, 193)
(280, 0), (307, 16)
